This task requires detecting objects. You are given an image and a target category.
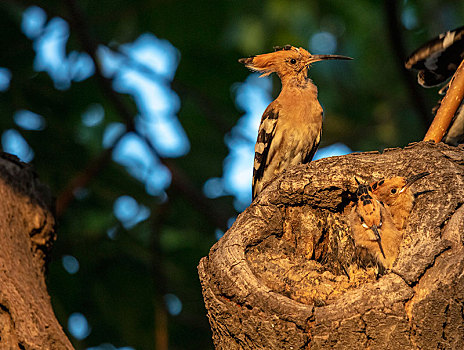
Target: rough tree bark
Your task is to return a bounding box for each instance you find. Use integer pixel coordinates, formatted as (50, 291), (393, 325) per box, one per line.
(0, 154), (73, 349)
(198, 141), (464, 349)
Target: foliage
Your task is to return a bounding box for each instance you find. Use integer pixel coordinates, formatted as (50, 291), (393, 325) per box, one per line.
(0, 0), (462, 349)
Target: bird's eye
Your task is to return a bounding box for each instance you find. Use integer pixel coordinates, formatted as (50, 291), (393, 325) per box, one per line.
(290, 59), (297, 64)
(391, 188), (397, 194)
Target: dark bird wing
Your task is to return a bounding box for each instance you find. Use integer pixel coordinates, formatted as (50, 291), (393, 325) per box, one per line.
(252, 104), (279, 199)
(405, 26), (464, 87)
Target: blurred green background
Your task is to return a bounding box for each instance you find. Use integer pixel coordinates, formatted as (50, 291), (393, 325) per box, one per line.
(0, 0), (462, 349)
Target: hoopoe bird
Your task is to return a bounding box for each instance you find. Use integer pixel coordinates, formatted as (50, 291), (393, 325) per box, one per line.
(348, 179), (403, 270)
(405, 26), (464, 145)
(370, 172), (429, 230)
(239, 45), (352, 199)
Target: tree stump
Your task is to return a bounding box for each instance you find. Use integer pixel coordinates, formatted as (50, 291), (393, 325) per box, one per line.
(0, 154), (73, 349)
(198, 141), (464, 349)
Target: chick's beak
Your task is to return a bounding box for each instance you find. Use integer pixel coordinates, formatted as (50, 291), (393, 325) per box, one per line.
(371, 224), (386, 258)
(371, 225), (381, 241)
(402, 172), (430, 192)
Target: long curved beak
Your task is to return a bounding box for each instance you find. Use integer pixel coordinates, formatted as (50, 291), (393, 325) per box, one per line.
(371, 225), (386, 258)
(308, 54), (353, 64)
(402, 172), (430, 192)
(371, 225), (381, 241)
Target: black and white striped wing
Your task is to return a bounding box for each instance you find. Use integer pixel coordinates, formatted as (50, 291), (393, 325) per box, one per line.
(252, 104), (279, 199)
(405, 26), (464, 87)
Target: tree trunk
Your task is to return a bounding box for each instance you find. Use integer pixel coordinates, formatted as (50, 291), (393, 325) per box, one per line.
(198, 141), (464, 349)
(0, 154), (73, 349)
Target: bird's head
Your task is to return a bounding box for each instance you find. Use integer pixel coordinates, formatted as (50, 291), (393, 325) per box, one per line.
(371, 172), (429, 205)
(371, 178), (405, 205)
(239, 45), (352, 79)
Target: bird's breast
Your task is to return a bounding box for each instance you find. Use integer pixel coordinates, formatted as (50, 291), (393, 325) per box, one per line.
(269, 109), (322, 169)
(277, 98), (323, 140)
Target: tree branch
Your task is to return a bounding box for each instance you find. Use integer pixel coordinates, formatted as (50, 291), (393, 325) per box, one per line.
(424, 59), (464, 142)
(199, 141), (464, 349)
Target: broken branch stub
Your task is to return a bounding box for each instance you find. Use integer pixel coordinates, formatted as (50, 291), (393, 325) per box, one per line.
(198, 141), (464, 349)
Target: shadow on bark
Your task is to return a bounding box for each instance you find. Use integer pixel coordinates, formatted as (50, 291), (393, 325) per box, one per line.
(198, 141), (464, 349)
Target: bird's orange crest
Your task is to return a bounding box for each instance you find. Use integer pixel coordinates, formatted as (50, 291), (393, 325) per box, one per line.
(238, 46), (311, 78)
